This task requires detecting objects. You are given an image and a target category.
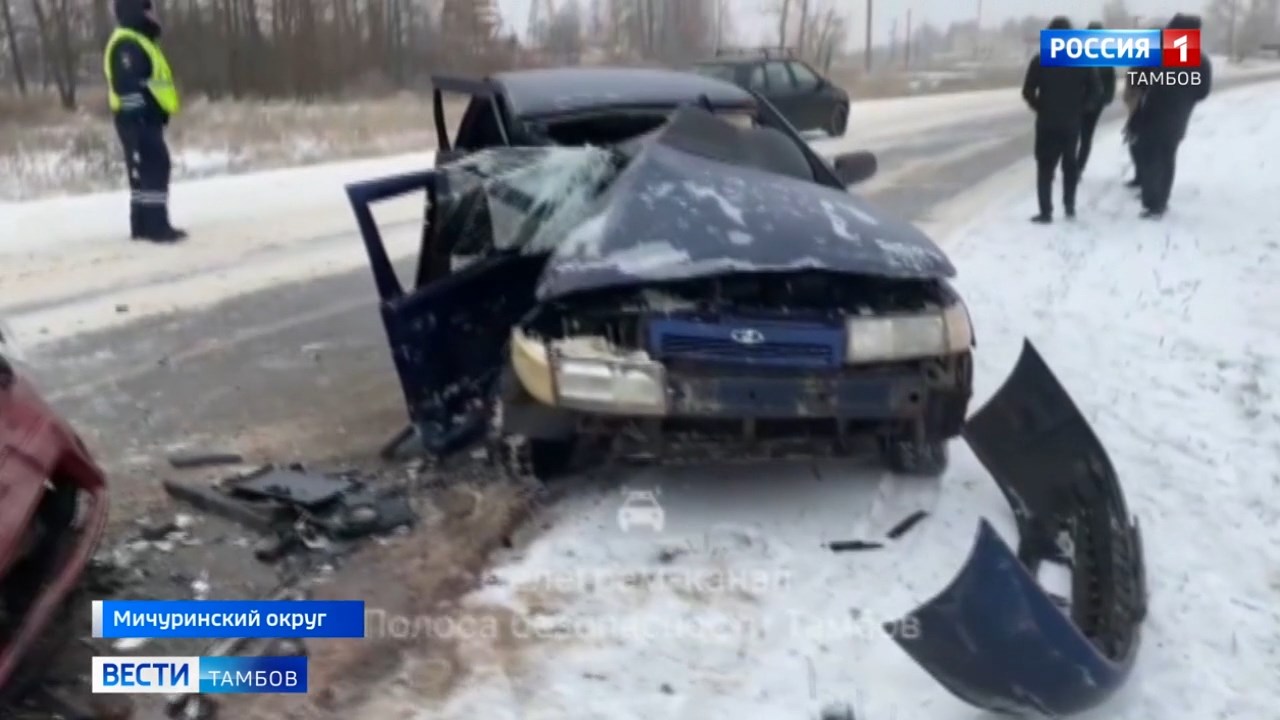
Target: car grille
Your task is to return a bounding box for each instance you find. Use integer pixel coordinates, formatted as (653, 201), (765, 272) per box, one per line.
(648, 318), (843, 368)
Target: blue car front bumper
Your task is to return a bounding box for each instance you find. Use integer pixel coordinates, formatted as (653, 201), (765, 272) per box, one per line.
(887, 340), (1147, 716)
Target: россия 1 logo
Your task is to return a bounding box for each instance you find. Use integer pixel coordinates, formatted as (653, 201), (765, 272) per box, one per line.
(1039, 28), (1200, 68)
(1040, 28), (1202, 87)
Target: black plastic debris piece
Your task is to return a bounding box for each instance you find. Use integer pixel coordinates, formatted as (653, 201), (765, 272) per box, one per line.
(819, 702), (856, 720)
(136, 517), (180, 541)
(314, 489), (417, 539)
(827, 540), (883, 552)
(885, 510), (929, 540)
(162, 478), (285, 533)
(228, 466), (355, 509)
(253, 533), (301, 563)
(167, 451), (245, 469)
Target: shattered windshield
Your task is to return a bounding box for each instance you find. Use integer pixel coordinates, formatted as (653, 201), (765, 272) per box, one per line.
(437, 145), (623, 257)
(433, 106), (954, 298)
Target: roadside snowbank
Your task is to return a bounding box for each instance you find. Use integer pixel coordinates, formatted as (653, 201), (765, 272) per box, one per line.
(374, 81), (1280, 720)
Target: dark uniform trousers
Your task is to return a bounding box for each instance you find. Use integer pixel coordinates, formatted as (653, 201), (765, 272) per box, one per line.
(1034, 122), (1081, 216)
(114, 117), (172, 235)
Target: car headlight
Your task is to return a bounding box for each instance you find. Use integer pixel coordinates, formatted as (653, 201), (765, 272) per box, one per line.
(846, 303), (973, 364)
(553, 357), (667, 414)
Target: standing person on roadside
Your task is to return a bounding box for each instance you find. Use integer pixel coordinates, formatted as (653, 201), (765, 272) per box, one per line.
(103, 0), (187, 242)
(1122, 72), (1146, 187)
(1076, 21), (1117, 175)
(1122, 21), (1164, 188)
(1021, 16), (1102, 223)
(1129, 13), (1213, 218)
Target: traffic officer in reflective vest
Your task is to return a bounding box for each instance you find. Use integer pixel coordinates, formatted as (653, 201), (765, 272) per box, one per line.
(103, 0), (186, 242)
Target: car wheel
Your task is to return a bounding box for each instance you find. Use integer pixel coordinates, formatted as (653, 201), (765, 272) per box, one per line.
(878, 434), (949, 478)
(827, 103), (849, 137)
(488, 369), (576, 484)
(491, 420), (575, 483)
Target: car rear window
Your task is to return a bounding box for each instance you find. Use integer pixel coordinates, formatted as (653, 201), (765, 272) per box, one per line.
(693, 63), (737, 82)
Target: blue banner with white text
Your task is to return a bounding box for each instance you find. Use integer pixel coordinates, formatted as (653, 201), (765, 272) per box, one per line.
(92, 600), (366, 639)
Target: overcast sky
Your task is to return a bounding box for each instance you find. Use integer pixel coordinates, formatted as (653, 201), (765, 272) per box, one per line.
(495, 0), (1196, 48)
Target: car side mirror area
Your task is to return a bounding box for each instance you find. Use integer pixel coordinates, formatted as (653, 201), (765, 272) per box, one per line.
(832, 151), (877, 186)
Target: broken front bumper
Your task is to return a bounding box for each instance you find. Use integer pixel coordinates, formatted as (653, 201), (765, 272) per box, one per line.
(887, 340), (1147, 716)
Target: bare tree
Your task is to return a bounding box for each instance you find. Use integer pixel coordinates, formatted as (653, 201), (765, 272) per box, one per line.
(1, 0), (27, 94)
(543, 0), (584, 63)
(777, 0), (791, 46)
(30, 0), (79, 109)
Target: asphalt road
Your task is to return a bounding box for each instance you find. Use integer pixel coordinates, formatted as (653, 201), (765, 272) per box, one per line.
(13, 84), (1235, 519)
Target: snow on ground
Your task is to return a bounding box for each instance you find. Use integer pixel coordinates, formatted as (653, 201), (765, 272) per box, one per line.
(369, 82), (1280, 720)
(0, 152), (433, 344)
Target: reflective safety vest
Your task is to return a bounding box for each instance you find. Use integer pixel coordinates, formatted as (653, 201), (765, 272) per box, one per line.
(103, 28), (180, 116)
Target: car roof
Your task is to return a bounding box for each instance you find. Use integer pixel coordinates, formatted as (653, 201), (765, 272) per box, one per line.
(696, 57), (757, 66)
(491, 67), (756, 119)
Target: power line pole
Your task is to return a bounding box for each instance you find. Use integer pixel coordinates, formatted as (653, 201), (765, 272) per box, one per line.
(904, 9), (912, 69)
(889, 17), (897, 63)
(974, 0), (983, 58)
(864, 0), (873, 72)
(1228, 0), (1239, 61)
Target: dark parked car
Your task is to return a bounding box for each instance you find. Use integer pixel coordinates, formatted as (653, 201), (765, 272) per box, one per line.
(693, 47), (850, 137)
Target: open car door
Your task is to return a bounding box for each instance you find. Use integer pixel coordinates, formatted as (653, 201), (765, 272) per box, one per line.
(345, 170), (542, 457)
(432, 74), (512, 165)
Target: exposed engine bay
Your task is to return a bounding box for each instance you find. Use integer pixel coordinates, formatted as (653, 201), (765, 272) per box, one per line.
(521, 271), (961, 350)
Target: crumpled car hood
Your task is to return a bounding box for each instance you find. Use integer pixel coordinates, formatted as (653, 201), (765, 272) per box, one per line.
(433, 106), (954, 301)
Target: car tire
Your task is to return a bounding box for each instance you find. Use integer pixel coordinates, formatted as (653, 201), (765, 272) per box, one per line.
(827, 103), (849, 137)
(489, 368), (576, 484)
(878, 434), (949, 477)
(491, 421), (575, 483)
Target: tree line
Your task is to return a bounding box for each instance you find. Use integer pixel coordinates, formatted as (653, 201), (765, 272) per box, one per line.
(0, 0), (778, 111)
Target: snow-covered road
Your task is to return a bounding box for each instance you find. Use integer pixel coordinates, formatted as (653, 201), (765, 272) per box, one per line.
(361, 82), (1280, 720)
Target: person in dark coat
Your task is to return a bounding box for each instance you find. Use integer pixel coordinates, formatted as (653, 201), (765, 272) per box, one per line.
(1022, 16), (1103, 223)
(1122, 75), (1147, 187)
(103, 0), (187, 242)
(1129, 13), (1213, 218)
(1077, 21), (1117, 175)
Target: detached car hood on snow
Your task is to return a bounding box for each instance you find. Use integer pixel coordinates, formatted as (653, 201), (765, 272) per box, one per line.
(431, 106), (954, 300)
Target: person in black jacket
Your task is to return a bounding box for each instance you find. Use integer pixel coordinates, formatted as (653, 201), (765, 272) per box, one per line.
(104, 0), (186, 242)
(1129, 13), (1213, 218)
(1022, 16), (1102, 223)
(1077, 21), (1117, 175)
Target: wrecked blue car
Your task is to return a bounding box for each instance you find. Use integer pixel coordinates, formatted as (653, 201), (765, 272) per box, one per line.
(349, 104), (973, 481)
(347, 100), (1146, 716)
